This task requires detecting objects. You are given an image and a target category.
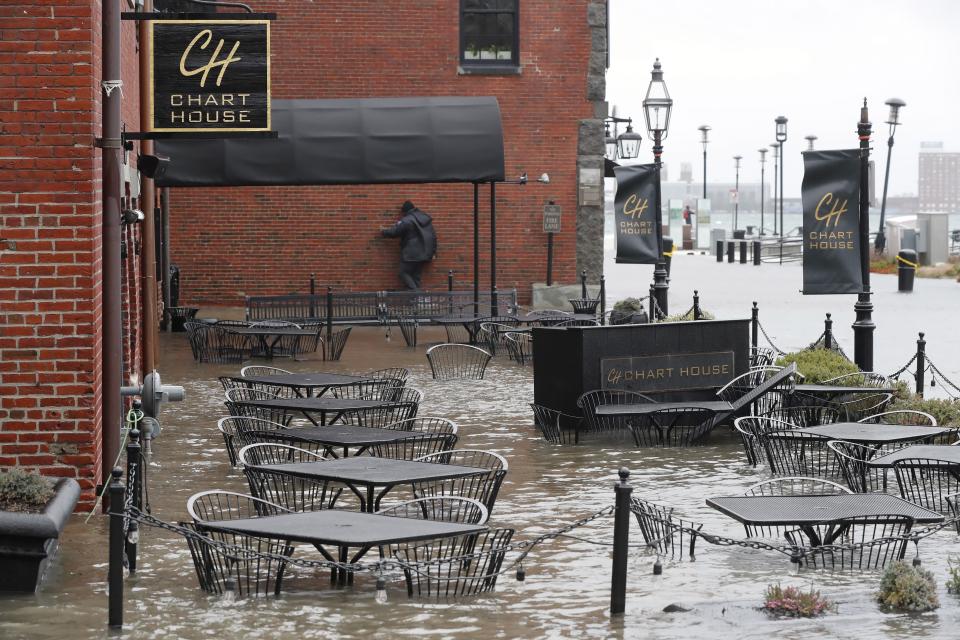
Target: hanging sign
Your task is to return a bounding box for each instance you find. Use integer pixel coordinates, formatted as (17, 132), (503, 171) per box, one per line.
(543, 204), (562, 233)
(801, 149), (862, 294)
(613, 164), (662, 264)
(148, 19), (271, 133)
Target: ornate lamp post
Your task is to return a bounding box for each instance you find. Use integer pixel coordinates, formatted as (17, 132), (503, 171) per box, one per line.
(853, 99), (874, 370)
(643, 58), (673, 318)
(604, 117), (642, 161)
(758, 148), (768, 235)
(733, 155), (742, 231)
(698, 125), (710, 199)
(805, 134), (817, 151)
(775, 116), (788, 237)
(770, 142), (779, 235)
(875, 97), (906, 253)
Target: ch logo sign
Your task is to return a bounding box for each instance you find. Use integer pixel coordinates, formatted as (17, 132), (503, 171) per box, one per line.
(179, 30), (242, 88)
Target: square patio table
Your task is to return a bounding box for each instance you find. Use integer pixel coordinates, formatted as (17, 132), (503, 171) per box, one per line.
(240, 372), (370, 397)
(251, 424), (426, 458)
(707, 494), (943, 546)
(251, 457), (489, 512)
(201, 509), (485, 585)
(235, 397), (398, 426)
(222, 327), (319, 359)
(780, 422), (952, 446)
(867, 445), (960, 468)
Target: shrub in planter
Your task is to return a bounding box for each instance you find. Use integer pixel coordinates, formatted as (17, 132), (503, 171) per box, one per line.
(875, 561), (939, 612)
(610, 298), (648, 325)
(889, 396), (960, 428)
(659, 309), (716, 323)
(0, 468), (80, 592)
(762, 583), (836, 618)
(775, 348), (859, 384)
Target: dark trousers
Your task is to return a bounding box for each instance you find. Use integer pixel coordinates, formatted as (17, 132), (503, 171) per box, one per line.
(399, 261), (425, 290)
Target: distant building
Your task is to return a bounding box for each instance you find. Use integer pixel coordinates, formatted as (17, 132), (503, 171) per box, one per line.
(919, 143), (960, 213)
(660, 182), (771, 213)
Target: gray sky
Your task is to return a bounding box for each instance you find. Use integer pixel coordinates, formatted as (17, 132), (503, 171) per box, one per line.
(606, 0), (960, 197)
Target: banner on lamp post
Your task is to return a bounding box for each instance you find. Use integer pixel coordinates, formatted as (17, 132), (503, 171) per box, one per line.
(613, 164), (662, 264)
(801, 149), (863, 294)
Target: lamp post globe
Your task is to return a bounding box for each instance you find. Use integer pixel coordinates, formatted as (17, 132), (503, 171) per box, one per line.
(604, 123), (617, 161)
(774, 116), (788, 238)
(875, 97), (906, 253)
(643, 58), (673, 318)
(805, 135), (817, 151)
(698, 125), (710, 199)
(616, 120), (643, 160)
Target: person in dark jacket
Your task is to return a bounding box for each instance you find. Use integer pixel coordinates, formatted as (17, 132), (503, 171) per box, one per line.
(380, 200), (437, 290)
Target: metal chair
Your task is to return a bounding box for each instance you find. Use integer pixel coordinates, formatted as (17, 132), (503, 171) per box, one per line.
(366, 367), (410, 386)
(366, 418), (459, 460)
(365, 386), (423, 405)
(760, 429), (839, 478)
(731, 416), (798, 467)
(377, 496), (489, 525)
(893, 457), (960, 514)
(551, 318), (600, 327)
(388, 528), (515, 598)
(946, 493), (960, 534)
(741, 476), (851, 539)
(763, 403), (843, 427)
(224, 388), (294, 427)
(631, 406), (719, 448)
(822, 371), (891, 387)
(529, 403), (581, 444)
(182, 490), (295, 596)
(785, 515), (914, 570)
(629, 497), (702, 559)
(237, 443), (338, 512)
(324, 326), (352, 361)
(858, 410), (937, 425)
(749, 346), (776, 369)
(241, 365), (292, 377)
(222, 375), (298, 399)
(330, 379), (393, 400)
(717, 366), (797, 417)
(426, 344), (492, 380)
(835, 393), (894, 422)
(478, 321), (519, 356)
(412, 449), (507, 514)
(503, 331), (533, 365)
(827, 440), (891, 493)
(217, 416), (291, 467)
(248, 320), (302, 358)
(185, 321), (251, 364)
(576, 389), (656, 435)
(528, 309), (573, 326)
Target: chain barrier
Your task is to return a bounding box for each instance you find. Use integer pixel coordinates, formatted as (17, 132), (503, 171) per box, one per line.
(755, 320), (788, 355)
(924, 355), (960, 399)
(888, 352), (919, 382)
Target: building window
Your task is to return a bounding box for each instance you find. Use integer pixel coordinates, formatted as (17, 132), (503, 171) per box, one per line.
(460, 0), (519, 69)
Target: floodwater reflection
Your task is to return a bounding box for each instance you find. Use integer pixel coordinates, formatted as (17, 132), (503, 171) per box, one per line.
(1, 327), (959, 639)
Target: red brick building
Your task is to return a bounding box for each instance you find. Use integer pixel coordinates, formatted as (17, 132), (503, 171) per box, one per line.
(0, 1), (607, 507)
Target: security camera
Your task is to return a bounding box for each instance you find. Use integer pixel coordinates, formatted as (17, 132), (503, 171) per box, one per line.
(121, 208), (144, 225)
(137, 153), (170, 180)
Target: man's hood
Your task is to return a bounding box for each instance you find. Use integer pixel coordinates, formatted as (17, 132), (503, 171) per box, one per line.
(409, 209), (432, 226)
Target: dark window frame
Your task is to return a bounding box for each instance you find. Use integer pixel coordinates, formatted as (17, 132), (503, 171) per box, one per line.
(459, 0), (520, 70)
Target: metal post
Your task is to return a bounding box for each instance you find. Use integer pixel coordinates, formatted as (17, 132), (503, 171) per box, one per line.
(138, 0), (159, 373)
(124, 429), (141, 574)
(727, 241), (734, 263)
(599, 275), (607, 325)
(716, 239), (723, 262)
(853, 99), (875, 372)
(648, 284), (656, 321)
(779, 143), (785, 239)
(108, 468), (125, 629)
(161, 188), (171, 332)
(490, 182), (498, 317)
(751, 302), (759, 350)
(309, 273), (316, 318)
(326, 286), (334, 356)
(916, 332), (926, 397)
(652, 132), (669, 316)
(473, 183), (480, 318)
(448, 270), (454, 292)
(753, 240), (761, 265)
(739, 241), (747, 264)
(772, 145), (779, 235)
(760, 154), (765, 235)
(734, 158), (740, 231)
(876, 131), (896, 253)
(693, 290), (702, 320)
(702, 147), (707, 199)
(610, 467), (633, 615)
(580, 269), (588, 299)
(546, 232), (554, 286)
(824, 313), (833, 351)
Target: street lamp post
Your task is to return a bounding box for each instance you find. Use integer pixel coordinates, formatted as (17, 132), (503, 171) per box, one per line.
(604, 116), (643, 161)
(770, 142), (779, 235)
(758, 148), (767, 235)
(733, 155), (742, 231)
(853, 99), (875, 370)
(698, 125), (710, 199)
(805, 135), (817, 151)
(643, 58), (673, 319)
(775, 116), (788, 237)
(875, 97), (906, 253)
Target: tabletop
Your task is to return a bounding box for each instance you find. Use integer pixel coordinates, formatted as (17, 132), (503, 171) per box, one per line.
(235, 397), (395, 412)
(596, 401), (733, 416)
(794, 384), (896, 395)
(780, 422), (952, 444)
(259, 424), (424, 447)
(223, 327), (318, 337)
(202, 510), (485, 547)
(707, 494), (944, 526)
(241, 373), (369, 388)
(253, 457), (488, 486)
(431, 314), (499, 324)
(867, 445), (960, 467)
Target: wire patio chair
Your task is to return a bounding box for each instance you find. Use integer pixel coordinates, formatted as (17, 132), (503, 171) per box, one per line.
(248, 320), (302, 358)
(366, 367), (410, 386)
(426, 344), (492, 380)
(822, 371), (891, 387)
(412, 449), (508, 515)
(763, 403), (843, 427)
(857, 410), (937, 426)
(893, 457), (960, 514)
(835, 393), (894, 422)
(478, 322), (519, 356)
(224, 388), (294, 427)
(730, 416), (799, 467)
(749, 346), (775, 369)
(330, 379), (394, 400)
(241, 365), (293, 377)
(784, 515), (914, 570)
(576, 389), (656, 435)
(629, 406), (719, 448)
(237, 443), (339, 512)
(717, 366), (797, 417)
(740, 476), (851, 539)
(366, 428), (458, 461)
(760, 429), (840, 478)
(185, 321), (252, 363)
(551, 318), (600, 327)
(827, 440), (892, 494)
(218, 416), (291, 466)
(503, 331), (533, 365)
(324, 326), (352, 361)
(377, 497), (489, 525)
(529, 403), (581, 444)
(629, 497), (702, 559)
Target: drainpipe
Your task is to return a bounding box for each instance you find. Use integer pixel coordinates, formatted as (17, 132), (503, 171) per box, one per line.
(139, 0), (159, 371)
(101, 0), (123, 506)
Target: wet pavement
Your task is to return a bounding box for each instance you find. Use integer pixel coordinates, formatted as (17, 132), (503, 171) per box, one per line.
(2, 325), (960, 639)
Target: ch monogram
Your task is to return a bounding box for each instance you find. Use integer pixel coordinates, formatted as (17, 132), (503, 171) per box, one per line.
(179, 29), (241, 88)
(623, 194), (649, 220)
(814, 192), (848, 228)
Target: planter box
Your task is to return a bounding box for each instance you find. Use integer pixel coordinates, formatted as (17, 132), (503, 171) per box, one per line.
(0, 478), (80, 592)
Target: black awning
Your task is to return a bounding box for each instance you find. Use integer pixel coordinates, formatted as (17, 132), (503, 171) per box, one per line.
(155, 96), (505, 187)
(604, 157), (620, 178)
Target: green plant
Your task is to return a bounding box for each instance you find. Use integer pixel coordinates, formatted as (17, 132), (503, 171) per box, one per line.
(659, 309), (715, 323)
(612, 297), (643, 313)
(888, 396), (960, 428)
(762, 583), (836, 618)
(948, 558), (960, 595)
(775, 348), (859, 384)
(876, 561), (939, 612)
(0, 468), (54, 512)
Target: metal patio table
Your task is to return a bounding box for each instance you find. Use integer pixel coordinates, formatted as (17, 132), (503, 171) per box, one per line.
(235, 397), (398, 426)
(250, 424), (427, 458)
(222, 326), (318, 359)
(431, 313), (501, 344)
(867, 445), (960, 468)
(250, 457), (489, 513)
(240, 372), (370, 397)
(776, 422), (953, 446)
(201, 509), (485, 585)
(595, 401), (734, 416)
(707, 494), (943, 546)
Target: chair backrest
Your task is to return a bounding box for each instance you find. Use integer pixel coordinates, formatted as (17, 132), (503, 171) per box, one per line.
(552, 318), (600, 327)
(749, 346), (775, 369)
(717, 362), (797, 416)
(629, 497), (702, 558)
(366, 367), (410, 384)
(237, 442), (326, 467)
(893, 458), (960, 513)
(426, 344), (492, 380)
(763, 403), (843, 428)
(576, 389), (656, 434)
(370, 386), (423, 404)
(368, 432), (459, 460)
(636, 406), (720, 447)
(187, 489), (291, 523)
(858, 409), (937, 426)
(760, 428), (837, 478)
(503, 331), (533, 365)
(529, 403), (581, 444)
(827, 440), (886, 493)
(837, 393), (894, 421)
(225, 387), (282, 403)
(331, 379), (393, 399)
(743, 476), (851, 496)
(377, 497), (488, 525)
(217, 416), (289, 466)
(822, 371), (890, 387)
(411, 449), (507, 513)
(241, 365), (292, 377)
(732, 416), (799, 466)
(218, 376), (249, 392)
(249, 320), (302, 328)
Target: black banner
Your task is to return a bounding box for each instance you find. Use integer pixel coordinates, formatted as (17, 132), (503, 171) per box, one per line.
(613, 164), (661, 264)
(801, 149), (862, 294)
(149, 20), (270, 132)
(601, 352), (735, 393)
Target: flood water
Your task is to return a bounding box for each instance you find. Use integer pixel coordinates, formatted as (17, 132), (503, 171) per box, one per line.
(2, 327), (960, 639)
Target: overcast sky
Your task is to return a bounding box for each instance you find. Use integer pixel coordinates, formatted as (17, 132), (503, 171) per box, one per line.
(606, 0), (960, 197)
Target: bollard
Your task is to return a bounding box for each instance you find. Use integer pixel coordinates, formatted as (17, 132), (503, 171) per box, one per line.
(648, 285), (656, 321)
(309, 273), (316, 318)
(727, 241), (735, 263)
(716, 240), (723, 262)
(491, 285), (499, 317)
(824, 314), (833, 351)
(898, 249), (917, 293)
(447, 270), (454, 314)
(599, 275), (607, 326)
(739, 240), (747, 264)
(326, 286), (334, 352)
(693, 290), (702, 320)
(751, 302), (759, 350)
(753, 240), (762, 266)
(108, 468), (125, 629)
(916, 332), (926, 397)
(125, 429), (141, 574)
(610, 468), (633, 615)
(581, 269), (588, 299)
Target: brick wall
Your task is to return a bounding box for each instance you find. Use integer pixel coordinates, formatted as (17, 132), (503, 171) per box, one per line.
(168, 1), (595, 305)
(0, 1), (143, 510)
